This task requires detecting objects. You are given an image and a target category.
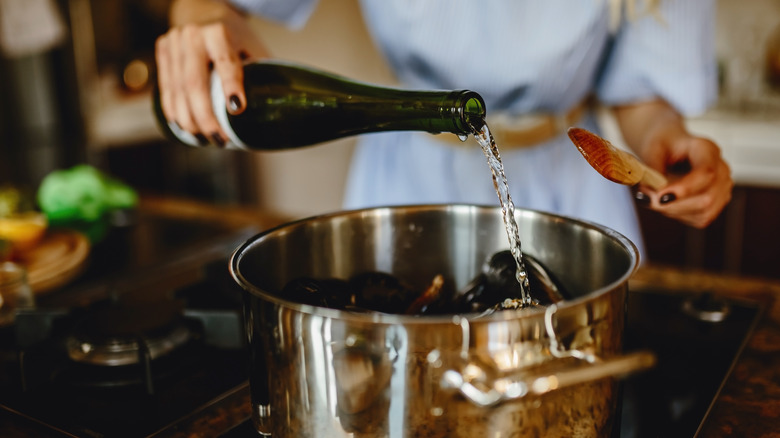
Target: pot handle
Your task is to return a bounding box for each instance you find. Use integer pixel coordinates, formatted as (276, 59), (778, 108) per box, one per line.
(440, 304), (657, 408)
(441, 350), (655, 408)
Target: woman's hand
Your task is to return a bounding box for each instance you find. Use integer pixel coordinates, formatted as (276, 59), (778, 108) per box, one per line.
(155, 0), (270, 146)
(614, 99), (733, 228)
(639, 134), (733, 228)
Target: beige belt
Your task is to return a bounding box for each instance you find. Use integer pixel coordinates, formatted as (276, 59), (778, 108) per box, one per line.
(440, 100), (587, 149)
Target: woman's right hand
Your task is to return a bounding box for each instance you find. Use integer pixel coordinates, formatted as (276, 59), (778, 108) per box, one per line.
(155, 0), (270, 146)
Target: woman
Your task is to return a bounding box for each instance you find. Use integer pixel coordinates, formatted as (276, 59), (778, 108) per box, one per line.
(155, 0), (733, 257)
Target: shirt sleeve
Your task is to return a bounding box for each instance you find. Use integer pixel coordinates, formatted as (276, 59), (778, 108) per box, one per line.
(596, 0), (718, 116)
(229, 0), (318, 29)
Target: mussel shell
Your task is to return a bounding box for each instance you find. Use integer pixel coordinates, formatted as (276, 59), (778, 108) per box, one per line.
(281, 276), (353, 309)
(348, 271), (418, 314)
(523, 253), (568, 304)
(279, 251), (570, 314)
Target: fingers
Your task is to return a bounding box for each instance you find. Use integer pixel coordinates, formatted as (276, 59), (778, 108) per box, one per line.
(181, 24), (224, 143)
(203, 23), (246, 115)
(156, 26), (212, 143)
(155, 33), (176, 124)
(635, 138), (733, 228)
(154, 20), (251, 146)
(658, 158), (732, 228)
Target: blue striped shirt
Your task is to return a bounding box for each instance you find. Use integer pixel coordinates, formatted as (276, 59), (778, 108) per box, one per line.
(229, 0), (719, 257)
(233, 0), (716, 116)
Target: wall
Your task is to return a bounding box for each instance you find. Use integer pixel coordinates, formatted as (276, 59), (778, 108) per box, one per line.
(715, 0), (780, 111)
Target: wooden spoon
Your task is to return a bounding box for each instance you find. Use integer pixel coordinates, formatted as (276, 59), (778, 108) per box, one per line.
(567, 127), (667, 190)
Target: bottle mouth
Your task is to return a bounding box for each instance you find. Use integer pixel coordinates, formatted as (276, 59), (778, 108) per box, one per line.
(456, 91), (486, 133)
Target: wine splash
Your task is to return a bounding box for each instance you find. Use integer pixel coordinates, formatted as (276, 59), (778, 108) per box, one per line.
(472, 123), (534, 308)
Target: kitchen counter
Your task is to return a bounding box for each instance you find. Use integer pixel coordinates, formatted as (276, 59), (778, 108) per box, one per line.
(2, 196), (779, 437)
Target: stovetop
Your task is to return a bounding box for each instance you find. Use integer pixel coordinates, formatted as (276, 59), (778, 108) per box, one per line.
(0, 256), (251, 438)
(0, 217), (763, 437)
(617, 288), (761, 438)
(0, 214), (260, 437)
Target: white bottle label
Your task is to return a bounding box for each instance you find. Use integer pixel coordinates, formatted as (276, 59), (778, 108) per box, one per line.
(168, 121), (199, 147)
(210, 71), (249, 150)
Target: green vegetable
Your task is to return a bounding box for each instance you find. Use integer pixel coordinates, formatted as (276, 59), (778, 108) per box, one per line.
(37, 164), (138, 222)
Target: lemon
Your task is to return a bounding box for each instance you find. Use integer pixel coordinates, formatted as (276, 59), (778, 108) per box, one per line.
(0, 212), (48, 252)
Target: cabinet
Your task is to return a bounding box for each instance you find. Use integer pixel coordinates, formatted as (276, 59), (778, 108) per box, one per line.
(639, 185), (780, 280)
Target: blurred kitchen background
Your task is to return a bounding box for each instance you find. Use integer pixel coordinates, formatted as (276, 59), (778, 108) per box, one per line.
(0, 0), (778, 278)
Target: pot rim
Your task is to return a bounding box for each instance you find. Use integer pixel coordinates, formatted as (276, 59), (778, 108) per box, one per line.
(229, 203), (639, 324)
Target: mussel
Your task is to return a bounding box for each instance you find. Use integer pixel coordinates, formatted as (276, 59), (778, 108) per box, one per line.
(281, 276), (352, 309)
(447, 250), (569, 313)
(279, 251), (570, 315)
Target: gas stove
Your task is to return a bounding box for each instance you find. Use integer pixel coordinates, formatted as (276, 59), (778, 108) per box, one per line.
(0, 219), (762, 437)
(0, 212), (259, 437)
(0, 255), (251, 437)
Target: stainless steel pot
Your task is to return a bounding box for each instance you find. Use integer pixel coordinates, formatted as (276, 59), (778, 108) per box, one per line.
(230, 205), (651, 437)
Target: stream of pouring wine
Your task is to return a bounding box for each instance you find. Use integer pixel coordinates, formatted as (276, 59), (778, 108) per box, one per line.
(472, 123), (532, 307)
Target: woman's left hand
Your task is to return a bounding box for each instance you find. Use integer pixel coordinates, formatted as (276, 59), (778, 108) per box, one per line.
(614, 99), (733, 229)
(638, 133), (733, 228)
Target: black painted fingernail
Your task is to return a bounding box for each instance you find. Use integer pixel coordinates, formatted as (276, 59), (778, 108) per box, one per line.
(660, 193), (677, 204)
(634, 190), (651, 206)
(195, 133), (209, 145)
(228, 95), (241, 113)
(211, 133), (225, 147)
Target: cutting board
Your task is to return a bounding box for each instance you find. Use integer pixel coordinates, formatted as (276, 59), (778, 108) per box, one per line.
(18, 229), (90, 294)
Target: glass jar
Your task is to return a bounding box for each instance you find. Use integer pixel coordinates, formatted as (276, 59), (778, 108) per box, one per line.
(0, 262), (35, 326)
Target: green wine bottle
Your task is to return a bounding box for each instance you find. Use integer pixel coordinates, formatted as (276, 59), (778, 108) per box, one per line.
(154, 61), (486, 150)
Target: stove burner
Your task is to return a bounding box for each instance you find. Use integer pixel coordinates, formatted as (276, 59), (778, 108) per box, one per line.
(66, 320), (192, 366)
(65, 292), (191, 366)
(681, 292), (731, 323)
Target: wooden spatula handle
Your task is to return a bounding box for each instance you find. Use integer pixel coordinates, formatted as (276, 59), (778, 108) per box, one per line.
(639, 164), (668, 190)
